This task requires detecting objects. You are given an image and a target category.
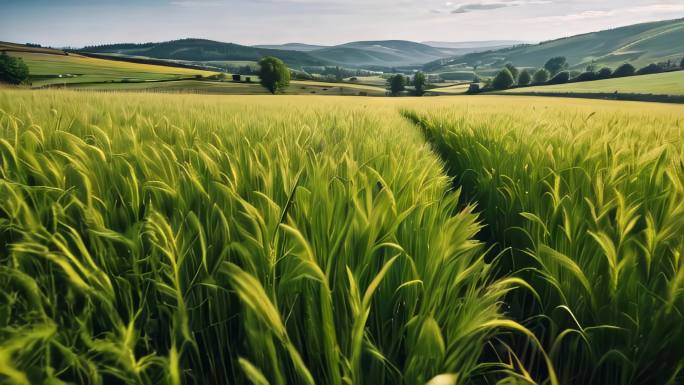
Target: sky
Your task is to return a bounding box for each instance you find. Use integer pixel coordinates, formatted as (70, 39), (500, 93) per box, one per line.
(1, 0), (684, 47)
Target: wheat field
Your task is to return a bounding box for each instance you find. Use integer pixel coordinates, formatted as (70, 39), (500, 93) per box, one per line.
(1, 90), (683, 385)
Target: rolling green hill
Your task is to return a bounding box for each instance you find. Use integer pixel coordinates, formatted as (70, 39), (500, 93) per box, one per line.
(0, 41), (66, 55)
(256, 41), (521, 67)
(310, 40), (456, 67)
(79, 39), (328, 68)
(81, 39), (460, 69)
(426, 18), (684, 72)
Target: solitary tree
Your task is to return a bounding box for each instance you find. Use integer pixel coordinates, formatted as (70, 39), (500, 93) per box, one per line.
(504, 63), (519, 81)
(613, 63), (635, 78)
(0, 53), (30, 84)
(387, 74), (406, 96)
(257, 56), (290, 94)
(492, 68), (515, 90)
(517, 69), (531, 86)
(532, 68), (550, 84)
(413, 71), (427, 96)
(544, 56), (568, 76)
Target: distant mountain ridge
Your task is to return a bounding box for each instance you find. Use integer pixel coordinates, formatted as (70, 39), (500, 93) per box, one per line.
(77, 18), (684, 71)
(79, 39), (327, 67)
(255, 40), (522, 67)
(79, 39), (509, 69)
(252, 43), (329, 52)
(421, 40), (528, 49)
(310, 40), (455, 67)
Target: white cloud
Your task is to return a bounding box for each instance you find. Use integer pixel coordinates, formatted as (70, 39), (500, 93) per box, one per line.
(624, 3), (684, 13)
(530, 10), (615, 22)
(448, 0), (551, 14)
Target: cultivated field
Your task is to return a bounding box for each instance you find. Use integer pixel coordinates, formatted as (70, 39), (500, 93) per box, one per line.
(8, 52), (217, 87)
(504, 70), (684, 96)
(429, 83), (471, 95)
(8, 52), (386, 96)
(1, 90), (683, 385)
(68, 79), (385, 96)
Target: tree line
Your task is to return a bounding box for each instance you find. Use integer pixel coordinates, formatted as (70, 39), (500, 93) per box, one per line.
(385, 72), (427, 96)
(482, 56), (684, 92)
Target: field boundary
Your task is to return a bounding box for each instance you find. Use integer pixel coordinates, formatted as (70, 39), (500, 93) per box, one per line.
(76, 51), (218, 72)
(489, 91), (684, 104)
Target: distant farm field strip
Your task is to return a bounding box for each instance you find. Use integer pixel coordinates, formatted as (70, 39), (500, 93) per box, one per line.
(291, 80), (385, 92)
(504, 70), (684, 96)
(430, 83), (470, 94)
(11, 52), (216, 86)
(74, 80), (269, 94)
(75, 79), (386, 96)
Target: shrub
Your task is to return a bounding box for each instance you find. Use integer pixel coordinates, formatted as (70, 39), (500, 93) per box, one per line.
(573, 71), (597, 82)
(597, 67), (612, 79)
(613, 63), (636, 77)
(544, 56), (568, 76)
(0, 52), (30, 84)
(532, 68), (550, 84)
(504, 63), (519, 81)
(386, 74), (406, 95)
(547, 71), (570, 85)
(517, 70), (531, 86)
(492, 68), (515, 90)
(636, 63), (663, 75)
(467, 83), (481, 94)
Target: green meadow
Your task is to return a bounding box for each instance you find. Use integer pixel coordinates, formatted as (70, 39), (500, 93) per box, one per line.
(1, 90), (683, 385)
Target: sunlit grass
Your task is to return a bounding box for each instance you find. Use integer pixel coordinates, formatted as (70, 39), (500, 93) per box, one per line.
(0, 90), (559, 385)
(406, 100), (684, 385)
